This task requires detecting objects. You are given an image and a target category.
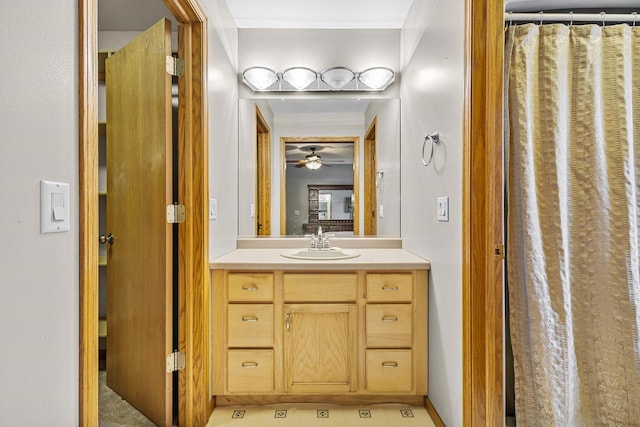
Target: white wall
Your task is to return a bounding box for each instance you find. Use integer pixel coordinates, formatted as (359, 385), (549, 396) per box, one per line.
(0, 0), (79, 424)
(204, 0), (240, 260)
(400, 0), (465, 425)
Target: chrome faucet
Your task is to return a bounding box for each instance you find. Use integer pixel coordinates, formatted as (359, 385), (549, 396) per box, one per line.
(305, 226), (334, 250)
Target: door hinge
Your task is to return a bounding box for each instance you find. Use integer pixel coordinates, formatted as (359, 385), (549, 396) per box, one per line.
(167, 204), (186, 224)
(494, 244), (505, 260)
(166, 56), (184, 76)
(167, 351), (186, 373)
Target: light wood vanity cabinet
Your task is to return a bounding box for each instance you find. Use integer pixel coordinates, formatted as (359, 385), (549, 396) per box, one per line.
(212, 269), (428, 402)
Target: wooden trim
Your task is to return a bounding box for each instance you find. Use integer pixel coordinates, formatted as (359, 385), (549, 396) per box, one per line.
(364, 117), (377, 235)
(462, 0), (504, 425)
(425, 396), (446, 427)
(255, 106), (271, 235)
(280, 136), (359, 236)
(79, 0), (209, 425)
(78, 0), (99, 424)
(215, 395), (425, 405)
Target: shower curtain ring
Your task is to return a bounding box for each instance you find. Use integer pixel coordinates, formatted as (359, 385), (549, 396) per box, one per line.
(421, 132), (440, 167)
(601, 11), (606, 26)
(569, 11), (573, 26)
(539, 11), (544, 25)
(633, 12), (637, 26)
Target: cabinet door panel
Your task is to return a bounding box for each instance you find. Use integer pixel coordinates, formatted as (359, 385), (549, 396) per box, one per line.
(284, 304), (356, 393)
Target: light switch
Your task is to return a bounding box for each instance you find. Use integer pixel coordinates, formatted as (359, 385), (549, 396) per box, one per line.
(294, 210), (300, 216)
(437, 196), (449, 222)
(250, 203), (255, 218)
(209, 198), (217, 220)
(379, 204), (384, 218)
(41, 180), (70, 233)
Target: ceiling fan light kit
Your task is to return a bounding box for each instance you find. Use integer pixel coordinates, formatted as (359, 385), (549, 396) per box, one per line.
(242, 66), (395, 92)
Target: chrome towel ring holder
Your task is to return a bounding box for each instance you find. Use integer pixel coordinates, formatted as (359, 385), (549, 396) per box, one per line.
(422, 132), (440, 166)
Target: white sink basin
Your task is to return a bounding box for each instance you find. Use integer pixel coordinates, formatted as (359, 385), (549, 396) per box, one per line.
(281, 247), (360, 260)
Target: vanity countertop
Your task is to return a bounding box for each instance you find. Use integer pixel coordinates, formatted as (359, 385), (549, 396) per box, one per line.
(210, 248), (430, 271)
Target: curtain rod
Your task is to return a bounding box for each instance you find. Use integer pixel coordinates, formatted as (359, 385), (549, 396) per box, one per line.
(504, 11), (639, 24)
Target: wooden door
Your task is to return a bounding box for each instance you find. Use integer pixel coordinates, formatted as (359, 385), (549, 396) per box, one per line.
(255, 106), (271, 235)
(364, 118), (377, 235)
(105, 18), (174, 427)
(284, 304), (357, 393)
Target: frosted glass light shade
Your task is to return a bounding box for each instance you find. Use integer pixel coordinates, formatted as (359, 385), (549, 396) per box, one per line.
(321, 67), (355, 89)
(242, 67), (278, 90)
(305, 160), (322, 170)
(282, 67), (317, 90)
(358, 67), (394, 89)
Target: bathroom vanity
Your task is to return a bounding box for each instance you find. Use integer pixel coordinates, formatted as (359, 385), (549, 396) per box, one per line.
(210, 239), (430, 405)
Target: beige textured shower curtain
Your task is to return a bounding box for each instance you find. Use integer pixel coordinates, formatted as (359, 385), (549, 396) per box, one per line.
(505, 23), (640, 426)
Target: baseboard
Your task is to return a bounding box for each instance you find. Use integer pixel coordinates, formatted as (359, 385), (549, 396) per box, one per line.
(215, 395), (424, 406)
(425, 396), (445, 427)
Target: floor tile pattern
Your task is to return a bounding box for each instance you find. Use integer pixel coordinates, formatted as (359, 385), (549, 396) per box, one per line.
(206, 404), (436, 427)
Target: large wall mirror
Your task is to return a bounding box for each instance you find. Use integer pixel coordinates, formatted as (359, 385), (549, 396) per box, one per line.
(238, 98), (400, 237)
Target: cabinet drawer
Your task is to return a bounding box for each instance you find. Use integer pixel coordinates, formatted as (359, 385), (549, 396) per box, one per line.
(366, 273), (412, 302)
(366, 304), (412, 348)
(228, 304), (273, 348)
(366, 350), (412, 392)
(283, 274), (357, 302)
(228, 350), (274, 393)
(228, 273), (274, 302)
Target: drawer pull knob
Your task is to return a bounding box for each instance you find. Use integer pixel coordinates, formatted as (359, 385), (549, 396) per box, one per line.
(242, 285), (259, 291)
(382, 285), (398, 291)
(382, 361), (398, 368)
(242, 316), (258, 322)
(241, 362), (258, 368)
(382, 316), (398, 322)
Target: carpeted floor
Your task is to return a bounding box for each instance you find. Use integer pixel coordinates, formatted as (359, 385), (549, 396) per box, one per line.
(99, 371), (156, 427)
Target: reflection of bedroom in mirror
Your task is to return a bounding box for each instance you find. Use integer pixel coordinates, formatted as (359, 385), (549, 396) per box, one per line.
(237, 98), (401, 237)
(282, 137), (358, 236)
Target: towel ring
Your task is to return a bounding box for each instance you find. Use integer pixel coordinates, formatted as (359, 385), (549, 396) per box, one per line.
(422, 132), (440, 167)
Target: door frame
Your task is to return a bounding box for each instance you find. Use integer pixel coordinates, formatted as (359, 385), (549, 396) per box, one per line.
(462, 0), (505, 425)
(280, 136), (360, 236)
(255, 105), (271, 235)
(363, 117), (377, 235)
(78, 1), (211, 425)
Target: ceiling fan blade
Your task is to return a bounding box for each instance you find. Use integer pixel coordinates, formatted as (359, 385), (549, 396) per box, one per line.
(295, 163), (306, 168)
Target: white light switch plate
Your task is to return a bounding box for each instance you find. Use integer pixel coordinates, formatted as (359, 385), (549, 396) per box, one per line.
(209, 198), (217, 220)
(437, 196), (449, 222)
(41, 180), (70, 233)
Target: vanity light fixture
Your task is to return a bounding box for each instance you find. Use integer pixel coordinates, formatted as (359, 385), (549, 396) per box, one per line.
(241, 66), (395, 92)
(282, 67), (317, 90)
(242, 66), (278, 91)
(320, 67), (355, 89)
(358, 67), (395, 90)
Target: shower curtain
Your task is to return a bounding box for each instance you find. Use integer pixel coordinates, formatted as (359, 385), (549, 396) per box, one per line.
(505, 23), (640, 426)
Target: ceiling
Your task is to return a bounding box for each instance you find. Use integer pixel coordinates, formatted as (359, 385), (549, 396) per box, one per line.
(98, 0), (414, 31)
(224, 0), (414, 29)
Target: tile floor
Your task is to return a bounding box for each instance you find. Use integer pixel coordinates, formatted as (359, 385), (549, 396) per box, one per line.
(206, 404), (436, 427)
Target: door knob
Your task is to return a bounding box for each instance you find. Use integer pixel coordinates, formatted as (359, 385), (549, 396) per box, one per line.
(99, 234), (114, 245)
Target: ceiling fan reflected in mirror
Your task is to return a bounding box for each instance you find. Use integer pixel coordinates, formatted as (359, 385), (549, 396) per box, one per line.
(286, 146), (345, 170)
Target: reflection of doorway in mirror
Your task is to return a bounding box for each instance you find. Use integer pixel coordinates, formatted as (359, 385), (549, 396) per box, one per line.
(318, 193), (331, 220)
(364, 117), (377, 235)
(255, 106), (271, 235)
(281, 136), (360, 236)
